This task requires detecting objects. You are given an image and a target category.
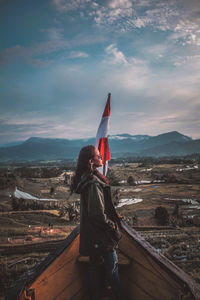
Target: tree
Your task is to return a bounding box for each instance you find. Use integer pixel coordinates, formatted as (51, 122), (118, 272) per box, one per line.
(50, 187), (55, 195)
(59, 202), (80, 222)
(127, 175), (136, 186)
(12, 197), (19, 211)
(155, 206), (169, 225)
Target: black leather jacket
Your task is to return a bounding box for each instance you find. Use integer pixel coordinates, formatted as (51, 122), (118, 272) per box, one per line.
(76, 173), (121, 256)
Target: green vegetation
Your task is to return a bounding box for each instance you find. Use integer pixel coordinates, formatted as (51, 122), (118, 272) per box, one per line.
(155, 206), (169, 225)
(0, 158), (200, 297)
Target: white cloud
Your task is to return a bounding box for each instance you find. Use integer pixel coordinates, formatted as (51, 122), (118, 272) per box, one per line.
(101, 41), (200, 138)
(106, 64), (149, 91)
(52, 0), (91, 12)
(171, 20), (200, 46)
(173, 55), (200, 67)
(68, 51), (89, 58)
(0, 40), (68, 65)
(105, 44), (127, 65)
(103, 46), (149, 91)
(30, 58), (55, 67)
(132, 17), (149, 28)
(91, 2), (98, 8)
(2, 0), (200, 141)
(88, 1), (180, 32)
(93, 2), (134, 29)
(45, 27), (64, 41)
(0, 32), (103, 66)
(143, 43), (169, 59)
(1, 49), (200, 141)
(134, 0), (151, 7)
(108, 0), (132, 9)
(51, 0), (200, 49)
(145, 4), (179, 30)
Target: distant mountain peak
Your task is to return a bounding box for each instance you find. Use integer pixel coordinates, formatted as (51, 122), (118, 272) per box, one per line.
(22, 137), (43, 145)
(0, 131), (198, 162)
(109, 134), (151, 141)
(156, 131), (192, 141)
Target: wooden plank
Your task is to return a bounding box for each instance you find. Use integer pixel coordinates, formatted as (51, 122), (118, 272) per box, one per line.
(119, 230), (181, 289)
(117, 250), (131, 266)
(6, 226), (81, 300)
(77, 250), (131, 266)
(120, 221), (200, 299)
(53, 277), (87, 300)
(69, 287), (88, 300)
(76, 256), (89, 263)
(119, 271), (157, 300)
(118, 233), (185, 300)
(29, 236), (85, 300)
(7, 223), (200, 300)
(122, 261), (180, 300)
(119, 224), (198, 300)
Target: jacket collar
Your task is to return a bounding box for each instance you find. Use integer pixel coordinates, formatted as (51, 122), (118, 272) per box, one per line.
(75, 172), (108, 194)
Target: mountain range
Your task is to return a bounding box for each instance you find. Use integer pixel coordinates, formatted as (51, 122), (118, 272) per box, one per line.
(0, 131), (200, 162)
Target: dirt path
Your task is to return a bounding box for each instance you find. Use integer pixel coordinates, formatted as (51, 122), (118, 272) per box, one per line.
(0, 209), (59, 216)
(0, 238), (66, 255)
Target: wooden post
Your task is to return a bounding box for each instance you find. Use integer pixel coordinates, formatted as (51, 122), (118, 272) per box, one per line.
(103, 138), (108, 176)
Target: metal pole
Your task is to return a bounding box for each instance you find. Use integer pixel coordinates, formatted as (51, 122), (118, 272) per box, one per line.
(103, 138), (108, 176)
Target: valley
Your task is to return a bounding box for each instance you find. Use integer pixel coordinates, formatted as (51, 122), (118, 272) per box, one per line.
(0, 158), (200, 299)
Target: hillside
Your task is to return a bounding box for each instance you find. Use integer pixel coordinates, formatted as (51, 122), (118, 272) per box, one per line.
(0, 131), (199, 161)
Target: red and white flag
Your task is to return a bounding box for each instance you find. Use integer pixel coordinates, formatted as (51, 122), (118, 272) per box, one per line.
(95, 93), (111, 174)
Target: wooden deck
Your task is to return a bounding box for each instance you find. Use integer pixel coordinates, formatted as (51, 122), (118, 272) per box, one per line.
(6, 222), (200, 300)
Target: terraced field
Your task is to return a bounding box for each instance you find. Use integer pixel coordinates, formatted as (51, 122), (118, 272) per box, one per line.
(0, 161), (200, 299)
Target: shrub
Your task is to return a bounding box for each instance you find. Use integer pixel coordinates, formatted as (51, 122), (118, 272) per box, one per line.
(50, 187), (55, 194)
(155, 206), (169, 225)
(12, 197), (19, 211)
(127, 175), (136, 186)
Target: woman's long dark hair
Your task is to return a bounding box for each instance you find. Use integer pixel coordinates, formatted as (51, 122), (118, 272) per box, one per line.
(70, 145), (109, 192)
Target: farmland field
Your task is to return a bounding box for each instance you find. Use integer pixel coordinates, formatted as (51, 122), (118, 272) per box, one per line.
(0, 159), (200, 299)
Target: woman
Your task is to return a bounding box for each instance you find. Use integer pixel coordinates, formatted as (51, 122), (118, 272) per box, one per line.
(71, 145), (122, 300)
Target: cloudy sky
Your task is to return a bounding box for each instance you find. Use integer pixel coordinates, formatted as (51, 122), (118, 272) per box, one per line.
(0, 0), (200, 144)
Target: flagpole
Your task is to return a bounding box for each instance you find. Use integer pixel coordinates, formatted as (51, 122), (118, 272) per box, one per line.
(103, 92), (111, 176)
(103, 137), (108, 175)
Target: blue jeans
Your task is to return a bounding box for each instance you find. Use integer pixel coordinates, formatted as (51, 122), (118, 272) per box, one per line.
(88, 250), (122, 300)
